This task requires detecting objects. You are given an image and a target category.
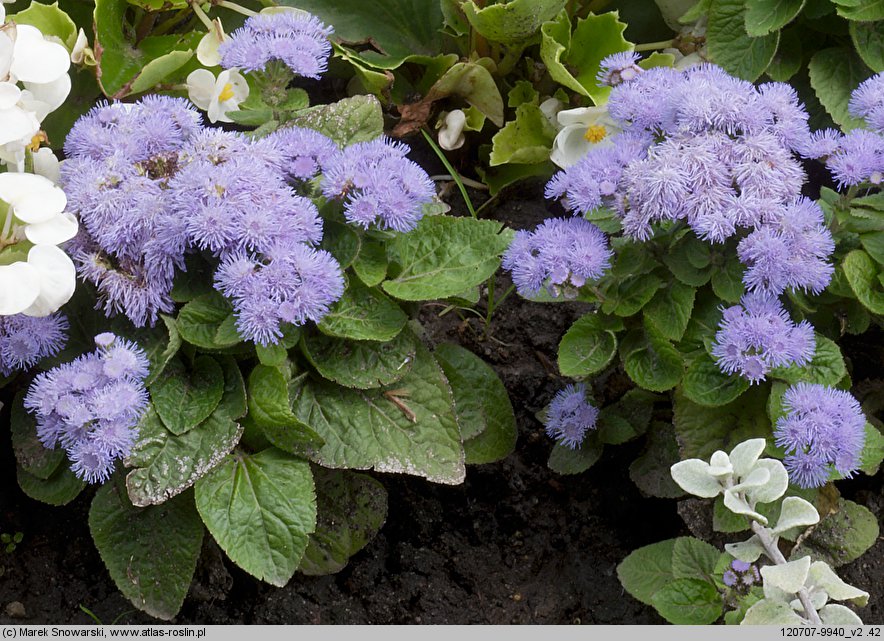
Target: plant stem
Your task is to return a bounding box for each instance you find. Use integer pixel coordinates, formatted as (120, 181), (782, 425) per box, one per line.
(750, 520), (822, 624)
(429, 175), (489, 191)
(634, 39), (676, 52)
(152, 9), (192, 36)
(421, 129), (479, 219)
(190, 1), (214, 30)
(216, 0), (257, 16)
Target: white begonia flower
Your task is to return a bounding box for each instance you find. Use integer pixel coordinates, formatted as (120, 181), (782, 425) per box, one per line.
(550, 105), (622, 169)
(438, 109), (466, 151)
(186, 68), (248, 124)
(32, 147), (60, 183)
(196, 18), (226, 67)
(23, 72), (72, 114)
(0, 22), (14, 81)
(70, 28), (90, 64)
(0, 171), (66, 224)
(539, 97), (563, 129)
(9, 24), (70, 84)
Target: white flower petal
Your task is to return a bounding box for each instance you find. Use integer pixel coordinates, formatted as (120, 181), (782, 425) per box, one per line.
(196, 19), (226, 67)
(0, 260), (40, 315)
(0, 27), (15, 81)
(32, 147), (60, 183)
(439, 109), (466, 151)
(23, 72), (71, 113)
(0, 171), (66, 222)
(24, 211), (78, 245)
(0, 104), (39, 145)
(71, 28), (88, 64)
(186, 68), (216, 111)
(20, 244), (76, 316)
(557, 106), (604, 127)
(550, 124), (591, 168)
(0, 80), (21, 108)
(10, 25), (70, 84)
(539, 97), (563, 128)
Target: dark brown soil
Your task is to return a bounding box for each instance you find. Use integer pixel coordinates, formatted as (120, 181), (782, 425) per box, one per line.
(1, 173), (881, 626)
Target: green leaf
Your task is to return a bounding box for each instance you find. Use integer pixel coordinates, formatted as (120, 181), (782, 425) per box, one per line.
(461, 0), (567, 43)
(540, 10), (632, 103)
(859, 422), (884, 475)
(833, 0), (884, 20)
(17, 463), (86, 506)
(195, 448), (316, 587)
(11, 1), (77, 49)
(278, 0), (443, 69)
(644, 281), (696, 342)
(744, 0), (805, 36)
(285, 95), (383, 146)
(808, 48), (872, 130)
(150, 357), (224, 436)
(842, 249), (884, 314)
(558, 314), (618, 377)
(352, 240), (388, 287)
(124, 406), (244, 507)
(711, 259), (744, 303)
(673, 385), (771, 460)
(93, 0), (200, 97)
(247, 365), (323, 453)
(621, 326), (684, 392)
(765, 27), (802, 81)
(681, 352), (750, 407)
(629, 422), (684, 498)
(850, 21), (884, 72)
(10, 390), (64, 480)
(298, 468), (388, 576)
(425, 62), (504, 127)
(672, 537), (721, 583)
(434, 343), (517, 464)
(707, 0), (780, 80)
(256, 341), (289, 368)
(318, 280), (406, 342)
(664, 238), (714, 286)
(597, 389), (656, 445)
(860, 231), (884, 265)
(651, 578), (723, 625)
(382, 216), (513, 301)
(547, 438), (603, 474)
(291, 341), (465, 484)
(143, 315), (183, 387)
(177, 292), (242, 350)
(89, 483), (203, 620)
(302, 330), (417, 389)
(791, 499), (879, 567)
(769, 334), (847, 386)
(616, 538), (677, 605)
(320, 220), (361, 270)
(489, 103), (557, 166)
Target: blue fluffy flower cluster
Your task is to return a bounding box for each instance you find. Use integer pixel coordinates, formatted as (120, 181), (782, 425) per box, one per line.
(219, 11), (333, 77)
(65, 97), (418, 344)
(0, 314), (67, 377)
(502, 217), (613, 297)
(774, 383), (866, 488)
(545, 383), (599, 449)
(711, 293), (814, 384)
(529, 57), (840, 383)
(804, 73), (884, 187)
(24, 333), (149, 484)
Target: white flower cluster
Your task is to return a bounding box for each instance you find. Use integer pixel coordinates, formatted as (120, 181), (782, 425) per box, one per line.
(0, 4), (77, 316)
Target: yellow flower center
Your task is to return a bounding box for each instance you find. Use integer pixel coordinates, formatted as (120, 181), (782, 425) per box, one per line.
(28, 132), (47, 152)
(218, 82), (235, 102)
(584, 124), (607, 144)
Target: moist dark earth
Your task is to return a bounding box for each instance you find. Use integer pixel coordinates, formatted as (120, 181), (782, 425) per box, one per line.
(1, 170), (882, 625)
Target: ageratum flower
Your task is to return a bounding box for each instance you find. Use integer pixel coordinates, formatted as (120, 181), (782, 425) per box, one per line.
(596, 51), (643, 87)
(502, 217), (612, 298)
(774, 383), (866, 488)
(711, 293), (814, 384)
(0, 313), (67, 376)
(848, 73), (884, 134)
(545, 383), (599, 449)
(24, 333), (149, 484)
(219, 10), (333, 77)
(321, 137), (436, 232)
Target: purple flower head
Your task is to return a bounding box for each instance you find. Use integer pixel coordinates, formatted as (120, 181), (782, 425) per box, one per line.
(24, 334), (150, 484)
(219, 11), (333, 77)
(825, 129), (884, 188)
(321, 138), (436, 232)
(0, 314), (68, 376)
(711, 293), (815, 384)
(775, 383), (866, 489)
(502, 217), (613, 298)
(801, 129), (843, 160)
(738, 198), (834, 296)
(545, 383), (599, 449)
(849, 73), (884, 133)
(757, 83), (811, 152)
(597, 51), (643, 87)
(724, 559), (759, 591)
(608, 66), (684, 133)
(252, 126), (339, 181)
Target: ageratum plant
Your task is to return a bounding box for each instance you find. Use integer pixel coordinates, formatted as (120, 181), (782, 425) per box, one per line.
(505, 54), (883, 580)
(5, 5), (518, 620)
